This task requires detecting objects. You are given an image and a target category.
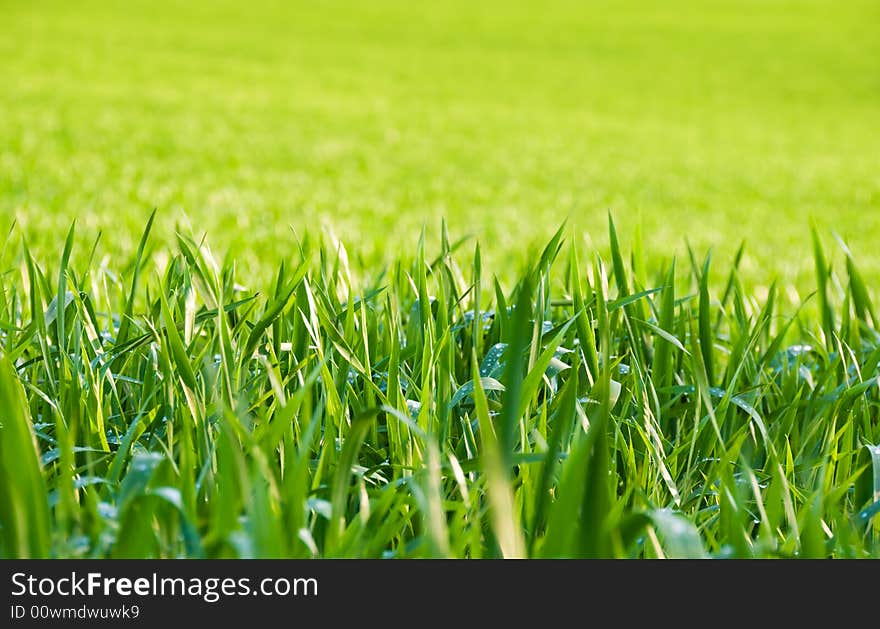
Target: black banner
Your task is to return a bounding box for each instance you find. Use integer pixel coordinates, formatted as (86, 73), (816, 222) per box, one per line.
(1, 559), (873, 625)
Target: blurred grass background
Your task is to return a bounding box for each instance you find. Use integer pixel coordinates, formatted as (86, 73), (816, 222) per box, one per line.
(1, 0), (878, 286)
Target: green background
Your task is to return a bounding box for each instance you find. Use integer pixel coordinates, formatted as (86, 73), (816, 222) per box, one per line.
(2, 0), (878, 284)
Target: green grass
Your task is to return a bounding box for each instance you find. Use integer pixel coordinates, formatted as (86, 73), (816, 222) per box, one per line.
(1, 215), (879, 558)
(2, 0), (879, 284)
(1, 1), (879, 558)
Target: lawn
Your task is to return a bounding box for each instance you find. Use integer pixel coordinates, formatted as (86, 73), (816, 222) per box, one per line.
(2, 0), (879, 283)
(1, 1), (879, 559)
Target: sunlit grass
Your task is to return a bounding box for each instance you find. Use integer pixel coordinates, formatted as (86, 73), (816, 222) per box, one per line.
(1, 0), (879, 282)
(1, 214), (878, 558)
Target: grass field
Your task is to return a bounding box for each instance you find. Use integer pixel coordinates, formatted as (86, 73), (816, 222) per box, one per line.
(1, 1), (879, 558)
(2, 0), (879, 282)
